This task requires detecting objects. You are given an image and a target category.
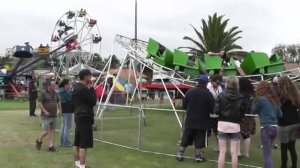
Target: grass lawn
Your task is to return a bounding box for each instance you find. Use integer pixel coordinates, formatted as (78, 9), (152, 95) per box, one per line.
(0, 100), (28, 110)
(0, 100), (299, 168)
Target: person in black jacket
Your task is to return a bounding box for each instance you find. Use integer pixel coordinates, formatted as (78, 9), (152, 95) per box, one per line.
(215, 76), (245, 168)
(176, 75), (215, 162)
(72, 69), (97, 168)
(28, 79), (38, 117)
(278, 76), (300, 168)
(238, 78), (256, 158)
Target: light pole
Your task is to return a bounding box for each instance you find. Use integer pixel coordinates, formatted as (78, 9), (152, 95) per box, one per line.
(135, 0), (137, 41)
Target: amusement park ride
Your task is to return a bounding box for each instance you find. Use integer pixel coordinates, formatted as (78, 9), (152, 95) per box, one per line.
(0, 9), (102, 98)
(94, 34), (300, 131)
(1, 8), (300, 126)
(51, 9), (102, 80)
(1, 8), (300, 158)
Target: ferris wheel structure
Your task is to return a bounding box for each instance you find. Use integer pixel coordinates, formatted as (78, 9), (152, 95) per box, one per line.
(50, 9), (102, 79)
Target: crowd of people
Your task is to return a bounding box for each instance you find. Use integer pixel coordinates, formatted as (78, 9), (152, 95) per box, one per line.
(28, 67), (300, 168)
(34, 69), (97, 168)
(176, 74), (300, 168)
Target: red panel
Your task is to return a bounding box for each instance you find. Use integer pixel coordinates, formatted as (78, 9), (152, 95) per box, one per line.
(141, 83), (192, 90)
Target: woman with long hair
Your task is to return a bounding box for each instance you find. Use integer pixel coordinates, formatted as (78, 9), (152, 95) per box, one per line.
(238, 78), (256, 158)
(278, 76), (300, 168)
(215, 76), (245, 168)
(253, 81), (282, 168)
(58, 78), (73, 147)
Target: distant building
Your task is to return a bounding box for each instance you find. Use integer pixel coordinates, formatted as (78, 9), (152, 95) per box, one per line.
(284, 61), (300, 70)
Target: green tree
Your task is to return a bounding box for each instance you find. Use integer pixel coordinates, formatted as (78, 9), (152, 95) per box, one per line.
(181, 13), (242, 56)
(272, 44), (300, 63)
(104, 55), (121, 69)
(89, 53), (105, 70)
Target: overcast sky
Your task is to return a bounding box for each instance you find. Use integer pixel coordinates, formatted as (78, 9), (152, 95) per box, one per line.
(0, 0), (299, 57)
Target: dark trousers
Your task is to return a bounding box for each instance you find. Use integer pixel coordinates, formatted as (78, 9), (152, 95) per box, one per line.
(29, 99), (36, 116)
(281, 141), (297, 168)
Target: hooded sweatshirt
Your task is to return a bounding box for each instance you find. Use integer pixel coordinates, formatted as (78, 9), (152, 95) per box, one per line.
(183, 85), (215, 130)
(71, 82), (97, 119)
(214, 90), (245, 124)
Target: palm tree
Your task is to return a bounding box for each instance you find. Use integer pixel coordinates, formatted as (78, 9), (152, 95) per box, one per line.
(182, 13), (242, 56)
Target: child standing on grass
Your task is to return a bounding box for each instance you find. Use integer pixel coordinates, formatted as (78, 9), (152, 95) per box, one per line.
(253, 81), (282, 168)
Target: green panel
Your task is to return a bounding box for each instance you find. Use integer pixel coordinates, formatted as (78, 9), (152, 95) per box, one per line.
(146, 38), (161, 56)
(223, 69), (237, 76)
(173, 49), (189, 66)
(266, 63), (285, 73)
(153, 57), (164, 66)
(204, 54), (237, 76)
(146, 38), (174, 68)
(240, 52), (270, 75)
(269, 54), (283, 64)
(173, 49), (202, 76)
(204, 54), (222, 70)
(163, 49), (174, 68)
(223, 58), (237, 76)
(183, 68), (199, 75)
(266, 54), (284, 73)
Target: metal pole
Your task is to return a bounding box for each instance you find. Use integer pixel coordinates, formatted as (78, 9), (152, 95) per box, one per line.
(99, 55), (129, 118)
(169, 79), (185, 98)
(131, 55), (144, 149)
(158, 69), (182, 128)
(12, 44), (66, 76)
(93, 58), (110, 88)
(129, 64), (146, 105)
(66, 53), (70, 77)
(95, 42), (116, 139)
(96, 42), (116, 118)
(135, 0), (137, 41)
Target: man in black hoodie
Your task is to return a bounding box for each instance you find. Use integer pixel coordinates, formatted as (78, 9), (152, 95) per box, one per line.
(176, 75), (215, 162)
(72, 69), (97, 168)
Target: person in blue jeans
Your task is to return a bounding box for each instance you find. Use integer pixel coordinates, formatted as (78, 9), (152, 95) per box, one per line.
(253, 81), (282, 168)
(58, 79), (73, 147)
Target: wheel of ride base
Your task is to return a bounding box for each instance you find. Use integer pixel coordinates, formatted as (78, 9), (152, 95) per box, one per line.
(50, 9), (102, 80)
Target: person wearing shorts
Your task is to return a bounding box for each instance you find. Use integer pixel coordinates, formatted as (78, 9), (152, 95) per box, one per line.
(71, 69), (97, 168)
(176, 75), (215, 162)
(214, 76), (245, 168)
(35, 79), (61, 152)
